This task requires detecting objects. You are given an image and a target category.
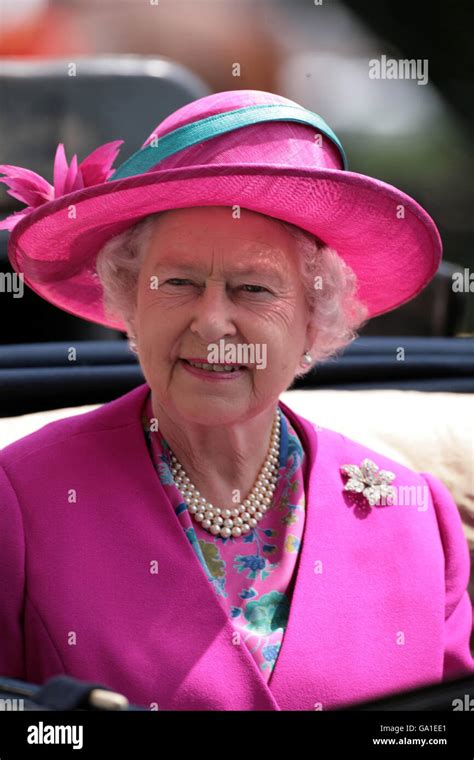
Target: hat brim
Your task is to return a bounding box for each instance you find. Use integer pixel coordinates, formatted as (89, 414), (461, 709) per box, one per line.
(7, 163), (442, 330)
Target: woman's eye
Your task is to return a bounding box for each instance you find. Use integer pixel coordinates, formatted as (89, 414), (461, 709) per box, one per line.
(165, 278), (192, 286)
(241, 284), (269, 293)
(163, 279), (270, 294)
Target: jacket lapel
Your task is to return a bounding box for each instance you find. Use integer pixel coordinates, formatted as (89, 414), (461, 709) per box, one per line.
(263, 399), (328, 709)
(133, 384), (280, 710)
(129, 385), (336, 710)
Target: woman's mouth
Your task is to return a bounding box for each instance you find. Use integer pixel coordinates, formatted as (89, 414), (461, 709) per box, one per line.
(179, 358), (247, 380)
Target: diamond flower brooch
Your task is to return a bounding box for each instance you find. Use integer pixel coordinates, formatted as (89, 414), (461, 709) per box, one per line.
(340, 458), (397, 507)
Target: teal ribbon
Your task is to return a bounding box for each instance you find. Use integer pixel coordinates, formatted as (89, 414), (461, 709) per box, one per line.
(108, 103), (348, 181)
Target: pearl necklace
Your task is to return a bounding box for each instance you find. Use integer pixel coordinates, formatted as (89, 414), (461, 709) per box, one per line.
(169, 410), (281, 538)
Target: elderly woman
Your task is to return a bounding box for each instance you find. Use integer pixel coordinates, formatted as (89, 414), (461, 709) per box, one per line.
(0, 90), (473, 711)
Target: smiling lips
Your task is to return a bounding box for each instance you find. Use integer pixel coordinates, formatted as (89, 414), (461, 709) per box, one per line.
(181, 358), (247, 373)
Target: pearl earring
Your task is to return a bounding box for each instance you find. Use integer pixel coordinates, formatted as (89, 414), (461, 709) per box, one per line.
(301, 351), (312, 367)
(129, 337), (138, 354)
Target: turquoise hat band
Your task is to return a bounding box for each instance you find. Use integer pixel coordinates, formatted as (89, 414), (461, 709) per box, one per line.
(108, 103), (348, 182)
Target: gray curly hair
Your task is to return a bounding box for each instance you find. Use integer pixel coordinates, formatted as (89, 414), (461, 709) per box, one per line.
(95, 209), (369, 379)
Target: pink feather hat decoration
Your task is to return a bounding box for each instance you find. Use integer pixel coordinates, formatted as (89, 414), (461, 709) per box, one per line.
(0, 140), (124, 231)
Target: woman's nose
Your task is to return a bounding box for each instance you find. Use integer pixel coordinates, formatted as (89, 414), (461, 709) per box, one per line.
(189, 282), (237, 342)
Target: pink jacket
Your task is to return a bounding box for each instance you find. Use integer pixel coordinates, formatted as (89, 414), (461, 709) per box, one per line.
(1, 382), (473, 710)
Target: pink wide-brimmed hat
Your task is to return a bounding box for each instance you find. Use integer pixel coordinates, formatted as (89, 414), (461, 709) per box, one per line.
(0, 89), (442, 331)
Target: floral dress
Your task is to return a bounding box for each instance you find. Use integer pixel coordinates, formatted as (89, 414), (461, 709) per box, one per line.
(141, 392), (307, 684)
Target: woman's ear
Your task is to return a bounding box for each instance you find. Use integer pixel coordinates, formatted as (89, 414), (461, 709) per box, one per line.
(124, 317), (138, 353)
(305, 317), (317, 355)
(125, 313), (137, 338)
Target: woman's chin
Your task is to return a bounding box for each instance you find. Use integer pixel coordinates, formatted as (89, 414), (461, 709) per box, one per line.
(170, 395), (250, 425)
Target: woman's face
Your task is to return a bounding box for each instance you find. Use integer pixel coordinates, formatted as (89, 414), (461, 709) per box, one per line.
(134, 206), (316, 425)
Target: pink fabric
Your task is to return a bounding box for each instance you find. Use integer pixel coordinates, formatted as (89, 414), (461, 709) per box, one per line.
(1, 382), (473, 710)
(2, 89), (442, 329)
(141, 391), (307, 683)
